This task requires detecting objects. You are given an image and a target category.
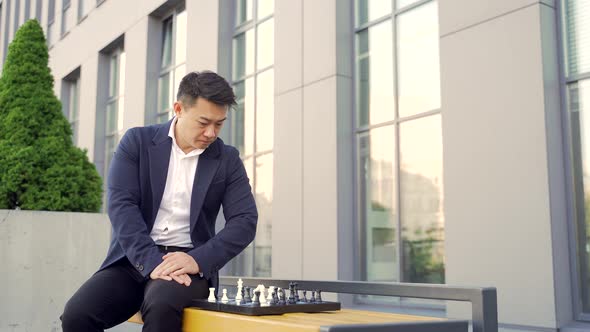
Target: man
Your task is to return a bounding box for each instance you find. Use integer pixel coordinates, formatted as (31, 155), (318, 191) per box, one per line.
(61, 71), (257, 331)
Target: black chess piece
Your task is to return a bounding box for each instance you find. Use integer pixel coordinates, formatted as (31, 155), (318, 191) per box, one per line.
(271, 291), (278, 305)
(317, 290), (322, 302)
(244, 287), (252, 303)
(310, 290), (316, 303)
(253, 290), (261, 306)
(301, 290), (308, 303)
(278, 288), (286, 305)
(288, 283), (296, 304)
(294, 283), (300, 302)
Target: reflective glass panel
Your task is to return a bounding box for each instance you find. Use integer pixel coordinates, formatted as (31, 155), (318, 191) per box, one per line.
(399, 114), (444, 283)
(175, 10), (187, 65)
(109, 54), (118, 98)
(358, 126), (398, 282)
(158, 72), (172, 113)
(233, 78), (255, 156)
(356, 21), (394, 127)
(568, 80), (590, 312)
(257, 0), (273, 19)
(254, 152), (273, 277)
(161, 17), (173, 69)
(256, 69), (274, 153)
(356, 0), (391, 26)
(173, 64), (186, 103)
(236, 0), (253, 26)
(119, 51), (126, 96)
(257, 18), (274, 70)
(397, 2), (440, 117)
(106, 101), (118, 135)
(233, 30), (255, 80)
(397, 0), (422, 10)
(565, 0), (590, 76)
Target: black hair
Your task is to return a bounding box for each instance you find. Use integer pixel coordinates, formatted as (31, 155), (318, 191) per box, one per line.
(176, 71), (237, 108)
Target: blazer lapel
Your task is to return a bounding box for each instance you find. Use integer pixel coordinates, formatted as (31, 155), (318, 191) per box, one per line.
(148, 120), (173, 224)
(190, 139), (221, 233)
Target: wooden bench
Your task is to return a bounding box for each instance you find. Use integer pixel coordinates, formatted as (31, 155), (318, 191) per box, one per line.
(128, 277), (498, 332)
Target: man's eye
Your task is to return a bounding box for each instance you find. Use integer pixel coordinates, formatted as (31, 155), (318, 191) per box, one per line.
(215, 123), (223, 127)
(198, 122), (207, 126)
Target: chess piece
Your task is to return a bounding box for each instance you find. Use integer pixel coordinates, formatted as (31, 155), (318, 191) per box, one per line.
(288, 283), (296, 304)
(301, 290), (308, 303)
(278, 288), (286, 305)
(208, 287), (216, 302)
(317, 290), (322, 302)
(270, 291), (278, 305)
(267, 286), (275, 301)
(253, 290), (261, 306)
(221, 289), (229, 302)
(236, 279), (243, 302)
(258, 285), (267, 304)
(244, 287), (252, 303)
(310, 290), (316, 303)
(294, 283), (300, 302)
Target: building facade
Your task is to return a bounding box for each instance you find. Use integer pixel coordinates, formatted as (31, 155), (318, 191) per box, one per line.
(0, 0), (588, 331)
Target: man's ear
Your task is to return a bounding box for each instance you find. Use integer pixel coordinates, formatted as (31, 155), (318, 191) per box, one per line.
(173, 101), (183, 117)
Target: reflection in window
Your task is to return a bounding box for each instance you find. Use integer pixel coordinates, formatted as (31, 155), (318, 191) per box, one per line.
(400, 115), (444, 283)
(47, 0), (57, 46)
(355, 0), (443, 285)
(78, 0), (94, 20)
(62, 72), (81, 145)
(156, 8), (187, 124)
(563, 0), (590, 317)
(105, 47), (126, 178)
(228, 0), (274, 277)
(61, 0), (74, 36)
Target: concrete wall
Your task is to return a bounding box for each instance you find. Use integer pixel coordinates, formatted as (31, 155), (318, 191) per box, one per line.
(439, 0), (572, 330)
(0, 210), (111, 331)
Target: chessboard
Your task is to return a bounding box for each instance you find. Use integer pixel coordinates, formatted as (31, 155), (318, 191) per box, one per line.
(190, 279), (341, 316)
(191, 298), (341, 316)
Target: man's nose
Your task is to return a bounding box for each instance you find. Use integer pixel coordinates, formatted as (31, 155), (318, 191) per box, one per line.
(204, 126), (216, 138)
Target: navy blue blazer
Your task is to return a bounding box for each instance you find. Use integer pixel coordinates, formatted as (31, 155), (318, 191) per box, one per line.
(99, 119), (257, 289)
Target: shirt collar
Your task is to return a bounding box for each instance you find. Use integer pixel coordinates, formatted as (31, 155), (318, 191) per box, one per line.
(169, 117), (205, 157)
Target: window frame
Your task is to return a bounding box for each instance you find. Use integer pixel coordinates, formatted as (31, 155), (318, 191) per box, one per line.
(557, 0), (590, 322)
(352, 0), (444, 307)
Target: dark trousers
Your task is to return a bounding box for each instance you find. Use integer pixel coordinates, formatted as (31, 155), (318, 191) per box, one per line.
(61, 248), (209, 332)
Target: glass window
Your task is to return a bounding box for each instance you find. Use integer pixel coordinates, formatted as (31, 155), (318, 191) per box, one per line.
(63, 74), (80, 145)
(228, 0), (274, 277)
(355, 0), (443, 287)
(567, 80), (590, 313)
(78, 0), (94, 20)
(397, 0), (422, 10)
(156, 8), (187, 124)
(61, 0), (74, 36)
(356, 0), (392, 26)
(235, 0), (253, 26)
(356, 20), (394, 127)
(399, 114), (444, 283)
(105, 47), (125, 178)
(397, 1), (440, 118)
(562, 0), (590, 318)
(358, 127), (398, 282)
(565, 0), (590, 77)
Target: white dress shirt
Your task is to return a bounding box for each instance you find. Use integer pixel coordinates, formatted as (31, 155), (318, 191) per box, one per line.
(150, 118), (205, 248)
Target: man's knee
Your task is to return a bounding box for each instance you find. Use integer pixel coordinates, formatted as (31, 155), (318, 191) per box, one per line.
(61, 298), (96, 331)
(141, 297), (181, 319)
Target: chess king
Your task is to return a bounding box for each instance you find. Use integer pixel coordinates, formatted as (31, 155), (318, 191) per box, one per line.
(60, 71), (258, 332)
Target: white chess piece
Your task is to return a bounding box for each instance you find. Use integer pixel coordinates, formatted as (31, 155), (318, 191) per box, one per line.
(267, 286), (275, 301)
(236, 279), (243, 301)
(258, 285), (267, 304)
(221, 289), (229, 302)
(208, 288), (216, 302)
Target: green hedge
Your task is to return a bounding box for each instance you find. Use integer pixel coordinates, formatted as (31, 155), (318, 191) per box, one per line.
(0, 20), (102, 212)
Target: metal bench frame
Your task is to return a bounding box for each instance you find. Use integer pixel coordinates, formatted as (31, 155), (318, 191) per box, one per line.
(220, 277), (498, 332)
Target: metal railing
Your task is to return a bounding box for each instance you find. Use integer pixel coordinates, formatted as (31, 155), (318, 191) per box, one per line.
(220, 276), (498, 332)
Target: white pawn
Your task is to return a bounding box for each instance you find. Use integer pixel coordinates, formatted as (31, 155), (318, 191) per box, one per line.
(208, 288), (216, 302)
(221, 289), (229, 303)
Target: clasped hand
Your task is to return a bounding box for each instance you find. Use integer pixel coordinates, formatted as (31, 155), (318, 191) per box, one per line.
(149, 252), (200, 287)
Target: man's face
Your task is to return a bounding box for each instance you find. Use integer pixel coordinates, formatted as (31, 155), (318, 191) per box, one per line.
(173, 97), (228, 153)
